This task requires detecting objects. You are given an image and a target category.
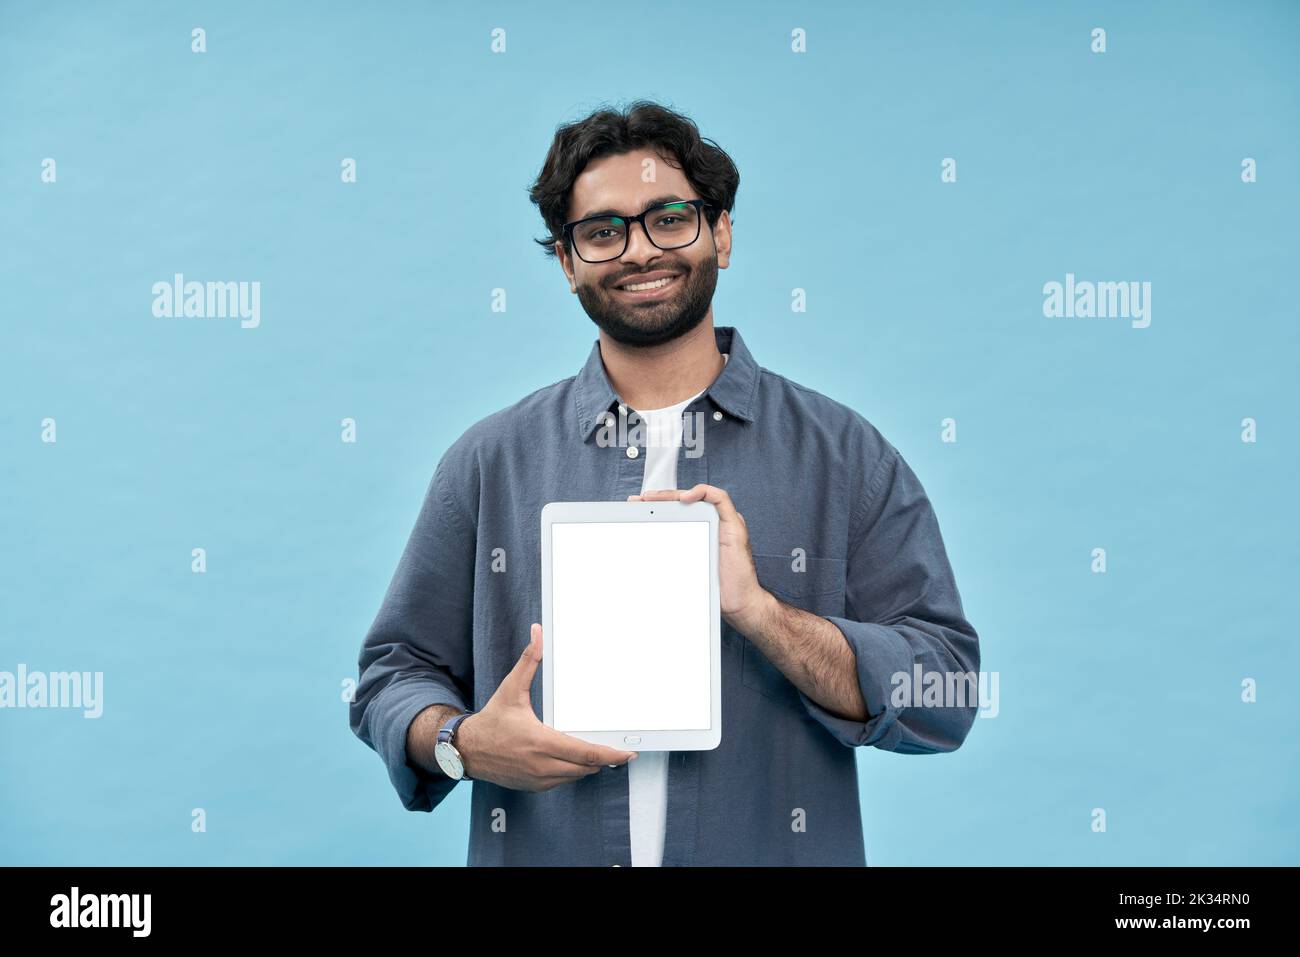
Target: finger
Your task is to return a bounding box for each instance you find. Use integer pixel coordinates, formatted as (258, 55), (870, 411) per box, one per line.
(680, 483), (743, 523)
(634, 486), (743, 524)
(660, 481), (743, 527)
(532, 757), (611, 780)
(626, 494), (642, 501)
(637, 488), (683, 501)
(536, 725), (638, 766)
(502, 623), (543, 701)
(535, 770), (603, 791)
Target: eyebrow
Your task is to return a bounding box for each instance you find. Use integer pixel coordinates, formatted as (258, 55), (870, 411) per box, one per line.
(574, 194), (692, 221)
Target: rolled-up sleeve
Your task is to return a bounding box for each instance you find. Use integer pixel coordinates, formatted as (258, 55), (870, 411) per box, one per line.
(349, 456), (476, 812)
(798, 441), (981, 754)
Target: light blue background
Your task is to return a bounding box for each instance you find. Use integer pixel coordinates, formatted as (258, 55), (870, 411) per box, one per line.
(2, 0), (1297, 865)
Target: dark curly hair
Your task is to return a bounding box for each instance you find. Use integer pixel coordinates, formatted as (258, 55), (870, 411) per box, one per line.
(528, 99), (740, 258)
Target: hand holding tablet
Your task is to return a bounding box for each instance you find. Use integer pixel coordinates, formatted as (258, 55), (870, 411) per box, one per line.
(456, 623), (639, 791)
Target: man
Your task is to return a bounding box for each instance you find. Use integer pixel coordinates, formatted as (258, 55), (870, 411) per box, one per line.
(350, 100), (980, 866)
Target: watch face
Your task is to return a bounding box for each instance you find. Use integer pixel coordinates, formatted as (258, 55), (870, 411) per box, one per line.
(434, 741), (463, 779)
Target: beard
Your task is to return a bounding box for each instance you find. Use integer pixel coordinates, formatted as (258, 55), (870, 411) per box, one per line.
(575, 252), (718, 347)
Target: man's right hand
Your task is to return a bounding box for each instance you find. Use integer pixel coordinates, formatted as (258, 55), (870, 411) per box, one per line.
(456, 623), (639, 791)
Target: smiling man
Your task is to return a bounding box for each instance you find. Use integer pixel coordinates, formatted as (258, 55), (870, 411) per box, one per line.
(350, 99), (981, 866)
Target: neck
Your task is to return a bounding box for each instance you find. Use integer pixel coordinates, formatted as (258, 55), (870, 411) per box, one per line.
(599, 315), (724, 411)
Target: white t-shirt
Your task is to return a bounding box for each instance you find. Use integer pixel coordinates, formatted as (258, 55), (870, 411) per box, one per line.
(627, 353), (727, 867)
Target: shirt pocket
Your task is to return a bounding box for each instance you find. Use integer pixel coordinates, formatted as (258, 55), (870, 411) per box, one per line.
(741, 553), (848, 703)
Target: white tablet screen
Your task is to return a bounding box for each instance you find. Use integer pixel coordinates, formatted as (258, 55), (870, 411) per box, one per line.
(550, 520), (712, 733)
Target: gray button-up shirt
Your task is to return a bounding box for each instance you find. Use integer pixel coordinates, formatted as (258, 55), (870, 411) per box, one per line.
(350, 325), (980, 866)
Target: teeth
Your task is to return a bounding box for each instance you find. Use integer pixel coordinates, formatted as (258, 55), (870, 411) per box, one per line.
(621, 276), (674, 291)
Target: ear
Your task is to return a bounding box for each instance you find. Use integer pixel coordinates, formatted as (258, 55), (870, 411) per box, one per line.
(712, 210), (733, 270)
(556, 239), (578, 292)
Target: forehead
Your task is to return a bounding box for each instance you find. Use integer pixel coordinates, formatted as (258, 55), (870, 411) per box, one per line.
(568, 148), (695, 220)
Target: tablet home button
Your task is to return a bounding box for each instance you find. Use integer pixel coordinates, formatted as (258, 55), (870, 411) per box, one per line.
(624, 735), (641, 744)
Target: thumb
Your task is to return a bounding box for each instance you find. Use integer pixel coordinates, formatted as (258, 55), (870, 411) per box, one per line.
(503, 623), (543, 702)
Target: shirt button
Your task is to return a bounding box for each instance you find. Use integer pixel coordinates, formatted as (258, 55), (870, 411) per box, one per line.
(712, 410), (723, 421)
(626, 446), (639, 459)
(603, 414), (614, 427)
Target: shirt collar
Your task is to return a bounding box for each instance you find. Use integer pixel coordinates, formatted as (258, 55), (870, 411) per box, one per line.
(574, 325), (760, 441)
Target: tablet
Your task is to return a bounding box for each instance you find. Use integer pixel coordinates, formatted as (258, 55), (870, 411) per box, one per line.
(540, 500), (721, 751)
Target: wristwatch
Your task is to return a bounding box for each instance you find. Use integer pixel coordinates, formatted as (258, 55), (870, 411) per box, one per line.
(433, 710), (476, 781)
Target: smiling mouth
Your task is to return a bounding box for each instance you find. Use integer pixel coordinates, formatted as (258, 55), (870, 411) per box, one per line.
(615, 274), (681, 295)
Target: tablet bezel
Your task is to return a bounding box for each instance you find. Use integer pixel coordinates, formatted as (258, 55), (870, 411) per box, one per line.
(540, 500), (721, 751)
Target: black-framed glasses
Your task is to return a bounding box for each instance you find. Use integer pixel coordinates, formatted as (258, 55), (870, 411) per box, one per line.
(562, 198), (716, 263)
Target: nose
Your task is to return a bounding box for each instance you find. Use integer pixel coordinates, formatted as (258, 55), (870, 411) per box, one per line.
(619, 219), (663, 266)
